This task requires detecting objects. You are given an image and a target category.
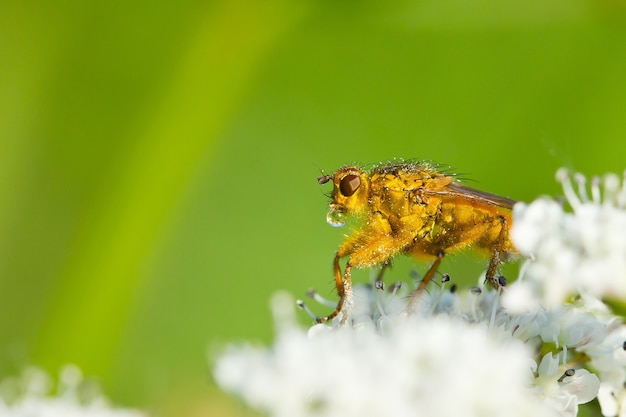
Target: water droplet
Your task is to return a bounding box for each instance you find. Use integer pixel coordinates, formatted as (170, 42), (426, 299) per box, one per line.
(326, 207), (346, 227)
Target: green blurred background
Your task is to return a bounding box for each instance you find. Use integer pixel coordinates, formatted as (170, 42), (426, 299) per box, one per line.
(1, 0), (626, 415)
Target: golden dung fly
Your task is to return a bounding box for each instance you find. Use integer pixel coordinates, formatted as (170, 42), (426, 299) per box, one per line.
(317, 161), (517, 323)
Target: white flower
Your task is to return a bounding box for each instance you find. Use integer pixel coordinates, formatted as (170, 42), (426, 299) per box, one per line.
(214, 290), (558, 417)
(512, 169), (626, 306)
(539, 308), (606, 349)
(214, 273), (615, 417)
(0, 365), (146, 417)
(533, 352), (600, 417)
(586, 322), (626, 416)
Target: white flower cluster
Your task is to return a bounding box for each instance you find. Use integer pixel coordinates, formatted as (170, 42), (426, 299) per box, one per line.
(0, 365), (146, 417)
(512, 168), (626, 307)
(214, 169), (626, 417)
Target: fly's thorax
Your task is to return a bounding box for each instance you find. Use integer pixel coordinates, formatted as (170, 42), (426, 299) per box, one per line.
(367, 166), (454, 217)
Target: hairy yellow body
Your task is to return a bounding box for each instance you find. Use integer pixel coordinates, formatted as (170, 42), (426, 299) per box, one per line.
(318, 162), (516, 323)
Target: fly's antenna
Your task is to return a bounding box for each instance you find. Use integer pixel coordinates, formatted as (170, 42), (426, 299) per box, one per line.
(317, 165), (332, 184)
(318, 174), (332, 185)
(317, 169), (333, 198)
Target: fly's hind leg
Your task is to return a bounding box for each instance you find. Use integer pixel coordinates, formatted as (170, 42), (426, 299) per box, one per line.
(485, 215), (510, 290)
(485, 248), (503, 289)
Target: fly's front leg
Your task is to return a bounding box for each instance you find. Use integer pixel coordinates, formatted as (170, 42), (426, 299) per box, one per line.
(316, 253), (351, 323)
(317, 233), (410, 323)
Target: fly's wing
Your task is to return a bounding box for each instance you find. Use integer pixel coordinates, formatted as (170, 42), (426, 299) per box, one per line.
(421, 182), (516, 210)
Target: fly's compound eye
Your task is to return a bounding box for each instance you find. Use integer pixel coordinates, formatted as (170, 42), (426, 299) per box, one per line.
(339, 174), (361, 197)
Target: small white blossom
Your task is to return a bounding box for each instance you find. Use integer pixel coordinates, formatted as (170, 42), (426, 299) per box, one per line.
(533, 352), (600, 417)
(0, 365), (146, 417)
(586, 322), (626, 416)
(539, 307), (606, 349)
(502, 279), (543, 313)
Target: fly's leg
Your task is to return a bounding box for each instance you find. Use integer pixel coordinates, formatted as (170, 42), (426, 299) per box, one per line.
(485, 215), (510, 289)
(316, 252), (388, 324)
(406, 250), (445, 313)
(316, 254), (350, 323)
(485, 248), (502, 289)
(316, 227), (413, 323)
